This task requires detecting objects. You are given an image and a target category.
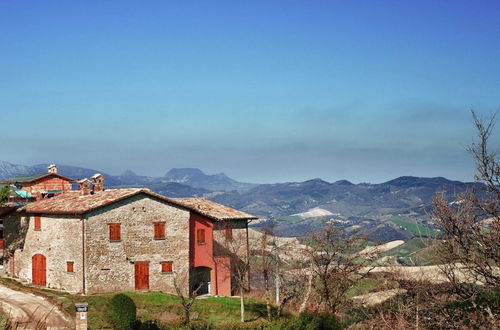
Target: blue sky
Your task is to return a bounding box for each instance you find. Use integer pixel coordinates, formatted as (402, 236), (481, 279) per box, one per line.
(1, 1), (499, 183)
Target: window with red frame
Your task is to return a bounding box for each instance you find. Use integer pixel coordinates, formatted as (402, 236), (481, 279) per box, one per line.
(197, 229), (206, 244)
(161, 261), (173, 273)
(108, 223), (121, 241)
(153, 222), (166, 239)
(67, 261), (74, 272)
(34, 215), (41, 230)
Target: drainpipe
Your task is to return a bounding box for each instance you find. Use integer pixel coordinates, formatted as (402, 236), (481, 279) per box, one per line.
(246, 219), (252, 291)
(81, 216), (86, 295)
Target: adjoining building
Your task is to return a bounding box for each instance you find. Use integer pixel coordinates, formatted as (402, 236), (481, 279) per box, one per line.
(3, 175), (257, 296)
(0, 165), (75, 253)
(0, 164), (75, 201)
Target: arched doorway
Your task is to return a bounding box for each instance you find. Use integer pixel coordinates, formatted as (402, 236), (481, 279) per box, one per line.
(190, 267), (211, 295)
(32, 254), (46, 286)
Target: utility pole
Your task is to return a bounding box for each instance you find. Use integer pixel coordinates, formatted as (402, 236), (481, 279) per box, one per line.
(274, 233), (280, 305)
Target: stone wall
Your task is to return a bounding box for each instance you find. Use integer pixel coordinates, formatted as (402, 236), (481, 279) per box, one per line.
(213, 219), (249, 261)
(213, 219), (249, 294)
(84, 194), (191, 295)
(3, 213), (29, 253)
(7, 214), (84, 293)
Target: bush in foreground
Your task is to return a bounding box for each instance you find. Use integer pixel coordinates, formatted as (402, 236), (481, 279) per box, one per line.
(107, 293), (137, 329)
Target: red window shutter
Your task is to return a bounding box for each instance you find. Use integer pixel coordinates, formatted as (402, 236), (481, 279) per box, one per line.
(154, 222), (165, 239)
(225, 225), (233, 240)
(108, 223), (121, 241)
(197, 229), (205, 244)
(34, 215), (41, 230)
(161, 261), (173, 273)
(67, 261), (74, 272)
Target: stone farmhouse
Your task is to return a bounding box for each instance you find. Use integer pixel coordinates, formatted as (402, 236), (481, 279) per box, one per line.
(2, 169), (257, 297)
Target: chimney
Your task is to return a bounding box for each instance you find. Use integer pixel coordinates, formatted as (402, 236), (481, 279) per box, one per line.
(48, 164), (58, 174)
(92, 173), (105, 192)
(78, 178), (92, 196)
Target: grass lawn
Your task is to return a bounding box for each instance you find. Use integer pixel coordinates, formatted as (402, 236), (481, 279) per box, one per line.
(64, 292), (274, 328)
(388, 216), (437, 237)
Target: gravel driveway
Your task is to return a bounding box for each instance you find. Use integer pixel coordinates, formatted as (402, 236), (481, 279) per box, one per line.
(0, 283), (73, 329)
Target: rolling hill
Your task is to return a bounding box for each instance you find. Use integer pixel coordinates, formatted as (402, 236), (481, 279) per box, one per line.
(1, 160), (478, 240)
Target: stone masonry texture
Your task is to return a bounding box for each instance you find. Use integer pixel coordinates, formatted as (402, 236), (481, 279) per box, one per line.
(84, 194), (190, 295)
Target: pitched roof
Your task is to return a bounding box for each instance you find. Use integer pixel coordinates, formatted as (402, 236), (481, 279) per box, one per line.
(0, 173), (75, 184)
(19, 188), (257, 221)
(171, 197), (258, 221)
(20, 188), (144, 215)
(1, 173), (47, 182)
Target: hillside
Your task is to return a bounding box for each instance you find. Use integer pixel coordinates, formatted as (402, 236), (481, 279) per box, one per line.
(211, 176), (475, 218)
(1, 160), (477, 241)
(163, 168), (257, 191)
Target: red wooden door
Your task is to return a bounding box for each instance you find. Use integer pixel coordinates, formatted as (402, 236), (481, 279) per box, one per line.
(135, 262), (149, 290)
(32, 254), (46, 286)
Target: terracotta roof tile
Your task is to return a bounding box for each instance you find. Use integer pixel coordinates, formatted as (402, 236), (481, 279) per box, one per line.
(171, 197), (258, 221)
(19, 189), (258, 221)
(0, 173), (76, 184)
(20, 188), (145, 215)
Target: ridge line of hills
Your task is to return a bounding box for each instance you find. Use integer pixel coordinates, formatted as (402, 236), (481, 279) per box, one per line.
(0, 160), (478, 241)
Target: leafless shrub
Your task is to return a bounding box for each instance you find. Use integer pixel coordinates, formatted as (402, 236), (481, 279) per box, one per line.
(303, 223), (376, 315)
(432, 110), (499, 301)
(251, 223), (309, 319)
(173, 270), (202, 325)
(219, 230), (251, 322)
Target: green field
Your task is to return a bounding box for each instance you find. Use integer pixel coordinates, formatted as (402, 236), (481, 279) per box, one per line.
(345, 278), (398, 298)
(383, 238), (440, 266)
(388, 216), (437, 237)
(278, 215), (303, 223)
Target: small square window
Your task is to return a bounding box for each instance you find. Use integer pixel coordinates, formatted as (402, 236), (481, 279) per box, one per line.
(34, 215), (41, 231)
(67, 261), (74, 273)
(161, 261), (173, 273)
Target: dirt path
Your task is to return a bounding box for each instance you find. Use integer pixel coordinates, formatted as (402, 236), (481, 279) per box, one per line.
(0, 284), (73, 329)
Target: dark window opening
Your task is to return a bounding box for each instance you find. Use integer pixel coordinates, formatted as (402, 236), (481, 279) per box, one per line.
(225, 225), (233, 240)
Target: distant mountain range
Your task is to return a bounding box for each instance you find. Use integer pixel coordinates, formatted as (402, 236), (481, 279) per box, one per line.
(211, 176), (477, 219)
(0, 160), (479, 240)
(0, 160), (254, 195)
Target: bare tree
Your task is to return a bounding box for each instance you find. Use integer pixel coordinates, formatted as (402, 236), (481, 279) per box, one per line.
(431, 110), (499, 325)
(172, 270), (202, 325)
(275, 263), (308, 317)
(219, 230), (251, 322)
(259, 227), (274, 320)
(303, 223), (375, 315)
(256, 223), (308, 318)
